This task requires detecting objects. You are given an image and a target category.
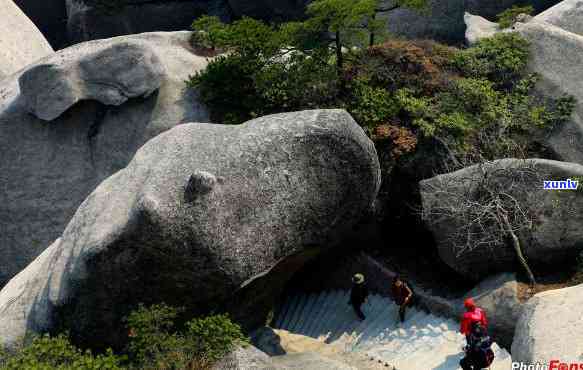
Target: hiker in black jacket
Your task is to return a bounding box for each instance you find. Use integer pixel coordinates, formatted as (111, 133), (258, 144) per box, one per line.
(349, 273), (369, 321)
(460, 322), (495, 370)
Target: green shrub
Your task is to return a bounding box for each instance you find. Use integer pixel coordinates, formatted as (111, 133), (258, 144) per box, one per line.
(125, 304), (248, 369)
(349, 80), (399, 128)
(125, 303), (182, 366)
(187, 54), (260, 124)
(453, 33), (530, 88)
(497, 5), (534, 28)
(186, 314), (249, 363)
(0, 334), (124, 370)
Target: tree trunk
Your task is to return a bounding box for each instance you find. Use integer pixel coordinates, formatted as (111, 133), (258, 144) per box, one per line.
(369, 13), (376, 47)
(500, 211), (537, 286)
(335, 31), (343, 76)
(335, 31), (346, 93)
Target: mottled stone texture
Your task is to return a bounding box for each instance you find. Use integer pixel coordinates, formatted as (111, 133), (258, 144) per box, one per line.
(0, 109), (380, 350)
(0, 31), (210, 288)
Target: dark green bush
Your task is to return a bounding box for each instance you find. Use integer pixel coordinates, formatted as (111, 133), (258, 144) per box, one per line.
(0, 304), (248, 370)
(188, 54), (260, 124)
(125, 303), (248, 369)
(453, 33), (530, 88)
(497, 5), (534, 28)
(186, 314), (249, 363)
(0, 334), (124, 370)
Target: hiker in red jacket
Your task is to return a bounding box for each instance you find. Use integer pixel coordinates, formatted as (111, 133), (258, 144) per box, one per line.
(460, 298), (488, 337)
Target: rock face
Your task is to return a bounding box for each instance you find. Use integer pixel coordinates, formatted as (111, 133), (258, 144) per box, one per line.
(534, 0), (583, 36)
(66, 0), (231, 44)
(464, 0), (560, 20)
(0, 109), (381, 350)
(420, 158), (583, 279)
(212, 345), (275, 370)
(463, 273), (521, 349)
(0, 31), (210, 288)
(379, 0), (466, 43)
(464, 12), (501, 45)
(0, 0), (53, 79)
(515, 20), (583, 164)
(512, 283), (583, 362)
(13, 0), (68, 49)
(228, 0), (309, 21)
(465, 5), (583, 163)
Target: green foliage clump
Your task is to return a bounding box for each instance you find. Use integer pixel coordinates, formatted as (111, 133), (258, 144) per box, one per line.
(189, 16), (338, 123)
(497, 5), (534, 28)
(0, 304), (248, 370)
(453, 33), (530, 87)
(186, 314), (249, 363)
(0, 334), (124, 370)
(188, 10), (573, 165)
(125, 303), (248, 369)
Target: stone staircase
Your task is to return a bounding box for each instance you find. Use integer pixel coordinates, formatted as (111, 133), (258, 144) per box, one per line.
(273, 290), (512, 370)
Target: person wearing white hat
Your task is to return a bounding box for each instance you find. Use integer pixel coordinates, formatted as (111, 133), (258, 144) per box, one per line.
(349, 273), (369, 321)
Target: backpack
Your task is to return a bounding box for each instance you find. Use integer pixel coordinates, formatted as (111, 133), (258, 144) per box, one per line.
(475, 335), (494, 366)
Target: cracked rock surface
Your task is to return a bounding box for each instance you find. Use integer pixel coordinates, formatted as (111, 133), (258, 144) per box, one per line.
(0, 31), (210, 288)
(0, 109), (380, 350)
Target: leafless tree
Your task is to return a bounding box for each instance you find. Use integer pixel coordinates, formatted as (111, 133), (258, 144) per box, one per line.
(421, 160), (547, 285)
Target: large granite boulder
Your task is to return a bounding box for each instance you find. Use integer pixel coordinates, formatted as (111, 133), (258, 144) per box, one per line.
(420, 158), (583, 279)
(228, 0), (309, 21)
(0, 109), (381, 350)
(464, 12), (501, 45)
(13, 0), (68, 49)
(515, 20), (583, 164)
(66, 0), (231, 44)
(0, 31), (210, 288)
(512, 283), (583, 362)
(534, 0), (583, 36)
(379, 0), (466, 43)
(464, 0), (560, 20)
(212, 345), (275, 370)
(0, 0), (53, 79)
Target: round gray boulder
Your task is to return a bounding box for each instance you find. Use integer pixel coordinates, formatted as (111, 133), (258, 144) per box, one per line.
(512, 283), (583, 362)
(0, 31), (210, 289)
(0, 0), (53, 79)
(0, 109), (380, 350)
(420, 158), (583, 279)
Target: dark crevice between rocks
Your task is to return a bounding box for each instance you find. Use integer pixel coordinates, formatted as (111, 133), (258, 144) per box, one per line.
(87, 103), (109, 166)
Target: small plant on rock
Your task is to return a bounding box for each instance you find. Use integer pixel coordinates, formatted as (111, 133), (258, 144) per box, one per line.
(497, 5), (534, 29)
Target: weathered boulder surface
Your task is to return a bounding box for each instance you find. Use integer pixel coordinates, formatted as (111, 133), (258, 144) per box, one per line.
(464, 12), (501, 45)
(212, 345), (275, 370)
(420, 158), (583, 279)
(534, 0), (583, 36)
(515, 20), (583, 164)
(13, 0), (68, 49)
(228, 0), (309, 21)
(0, 0), (53, 79)
(512, 283), (583, 362)
(463, 273), (521, 349)
(464, 0), (560, 20)
(465, 9), (583, 163)
(0, 109), (381, 350)
(379, 0), (466, 43)
(0, 31), (210, 288)
(66, 0), (231, 44)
